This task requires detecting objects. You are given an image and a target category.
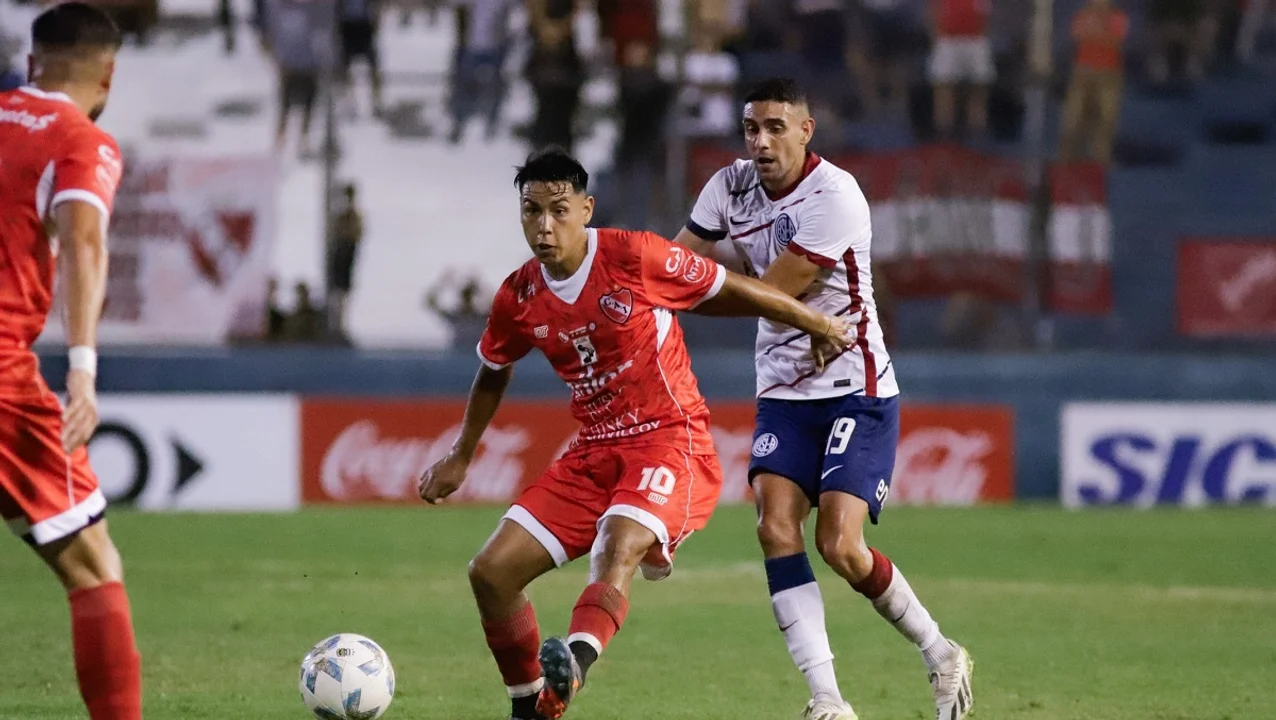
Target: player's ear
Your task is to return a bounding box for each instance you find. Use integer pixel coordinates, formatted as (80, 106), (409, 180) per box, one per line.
(101, 56), (115, 93)
(801, 114), (816, 146)
(581, 194), (595, 224)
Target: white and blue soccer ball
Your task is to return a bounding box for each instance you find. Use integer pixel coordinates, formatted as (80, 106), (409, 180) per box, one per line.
(299, 633), (396, 719)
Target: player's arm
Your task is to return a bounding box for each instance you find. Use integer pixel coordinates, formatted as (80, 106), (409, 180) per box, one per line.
(675, 166), (753, 273)
(419, 281), (530, 504)
(693, 271), (851, 360)
(55, 199), (109, 452)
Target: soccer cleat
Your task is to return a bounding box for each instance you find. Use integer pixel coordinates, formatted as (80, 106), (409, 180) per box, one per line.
(929, 642), (974, 720)
(801, 698), (859, 720)
(535, 637), (582, 719)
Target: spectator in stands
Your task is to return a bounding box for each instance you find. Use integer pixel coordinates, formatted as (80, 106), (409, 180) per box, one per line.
(327, 183), (363, 341)
(448, 0), (514, 144)
(1146, 0), (1217, 84)
(525, 0), (583, 153)
(686, 0), (746, 56)
(265, 0), (334, 157)
(1237, 0), (1274, 64)
(681, 1), (742, 138)
(338, 0), (384, 118)
(425, 273), (488, 349)
(264, 277), (287, 341)
(614, 40), (672, 230)
(0, 0), (39, 89)
(853, 0), (916, 117)
(794, 0), (853, 141)
(285, 281), (326, 341)
(1060, 0), (1128, 166)
(928, 0), (994, 138)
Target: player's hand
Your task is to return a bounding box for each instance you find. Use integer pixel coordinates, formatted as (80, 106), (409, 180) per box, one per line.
(61, 368), (99, 453)
(418, 451), (470, 505)
(810, 315), (855, 372)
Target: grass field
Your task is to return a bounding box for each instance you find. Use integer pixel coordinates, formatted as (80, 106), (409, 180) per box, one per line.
(2, 505), (1275, 720)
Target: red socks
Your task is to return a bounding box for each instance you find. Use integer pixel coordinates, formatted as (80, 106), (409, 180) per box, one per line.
(850, 547), (895, 600)
(568, 582), (630, 653)
(481, 601), (542, 694)
(69, 582), (142, 720)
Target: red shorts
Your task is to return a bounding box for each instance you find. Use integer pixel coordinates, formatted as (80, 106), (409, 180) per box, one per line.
(0, 363), (103, 547)
(504, 443), (723, 578)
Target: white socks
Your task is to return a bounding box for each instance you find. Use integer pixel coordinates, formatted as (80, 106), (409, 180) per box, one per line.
(868, 565), (955, 671)
(772, 582), (844, 703)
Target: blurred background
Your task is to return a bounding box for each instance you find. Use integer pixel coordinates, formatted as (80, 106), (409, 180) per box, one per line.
(4, 0), (1273, 509)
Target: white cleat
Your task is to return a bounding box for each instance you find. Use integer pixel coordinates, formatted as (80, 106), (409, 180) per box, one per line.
(929, 642), (974, 720)
(801, 698), (859, 720)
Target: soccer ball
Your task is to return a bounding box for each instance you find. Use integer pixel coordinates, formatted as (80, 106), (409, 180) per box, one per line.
(299, 633), (396, 719)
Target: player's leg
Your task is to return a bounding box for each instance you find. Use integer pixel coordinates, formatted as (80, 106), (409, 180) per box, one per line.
(499, 451), (606, 720)
(750, 399), (854, 719)
(1, 394), (143, 720)
(537, 449), (723, 719)
(468, 517), (561, 720)
(812, 398), (973, 719)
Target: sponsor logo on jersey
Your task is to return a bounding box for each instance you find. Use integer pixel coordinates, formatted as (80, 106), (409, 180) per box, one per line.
(665, 245), (687, 275)
(0, 108), (58, 131)
(752, 432), (779, 457)
(599, 288), (633, 324)
(684, 255), (709, 284)
(773, 213), (796, 249)
(572, 335), (598, 366)
(534, 325), (549, 339)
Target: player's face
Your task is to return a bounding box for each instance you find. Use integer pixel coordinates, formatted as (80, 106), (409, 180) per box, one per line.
(520, 181), (595, 272)
(742, 101), (815, 190)
(89, 55), (116, 122)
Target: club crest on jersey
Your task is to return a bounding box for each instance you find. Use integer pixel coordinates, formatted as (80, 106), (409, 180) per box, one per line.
(773, 213), (796, 250)
(599, 288), (633, 324)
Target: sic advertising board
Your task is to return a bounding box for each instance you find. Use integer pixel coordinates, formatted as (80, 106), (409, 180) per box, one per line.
(299, 399), (1014, 506)
(90, 394), (300, 510)
(1061, 403), (1276, 508)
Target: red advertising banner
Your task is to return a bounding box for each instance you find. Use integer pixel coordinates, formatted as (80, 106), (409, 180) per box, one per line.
(1045, 162), (1114, 315)
(1177, 238), (1276, 337)
(301, 399), (1014, 506)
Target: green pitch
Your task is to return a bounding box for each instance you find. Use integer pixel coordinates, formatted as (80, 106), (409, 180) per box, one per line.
(2, 505), (1274, 720)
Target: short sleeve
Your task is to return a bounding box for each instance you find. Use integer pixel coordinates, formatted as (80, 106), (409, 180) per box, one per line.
(51, 131), (122, 221)
(638, 232), (727, 310)
(785, 188), (872, 269)
(476, 280), (532, 370)
(685, 166), (731, 242)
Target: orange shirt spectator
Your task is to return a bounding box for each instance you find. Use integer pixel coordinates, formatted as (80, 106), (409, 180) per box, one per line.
(934, 0), (990, 38)
(1073, 3), (1130, 71)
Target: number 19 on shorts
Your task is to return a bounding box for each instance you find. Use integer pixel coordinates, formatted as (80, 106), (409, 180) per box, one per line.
(826, 417), (857, 456)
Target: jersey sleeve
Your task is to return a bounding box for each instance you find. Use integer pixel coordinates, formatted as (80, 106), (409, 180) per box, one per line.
(785, 187), (872, 269)
(685, 166), (731, 242)
(51, 130), (122, 221)
(476, 279), (532, 370)
(638, 231), (727, 310)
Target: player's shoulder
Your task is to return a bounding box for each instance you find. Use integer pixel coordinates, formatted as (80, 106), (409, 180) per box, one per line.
(802, 160), (871, 218)
(710, 158), (760, 194)
(493, 259), (540, 306)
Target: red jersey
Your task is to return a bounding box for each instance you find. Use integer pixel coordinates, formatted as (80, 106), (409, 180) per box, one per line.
(0, 87), (123, 350)
(478, 228), (726, 455)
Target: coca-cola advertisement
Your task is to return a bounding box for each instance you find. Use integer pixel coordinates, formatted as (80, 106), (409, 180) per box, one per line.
(300, 399), (1014, 506)
(1177, 238), (1276, 338)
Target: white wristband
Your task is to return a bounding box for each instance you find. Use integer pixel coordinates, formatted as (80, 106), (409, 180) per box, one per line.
(68, 346), (97, 376)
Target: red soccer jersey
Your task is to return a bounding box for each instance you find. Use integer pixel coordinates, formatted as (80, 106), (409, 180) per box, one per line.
(0, 87), (123, 350)
(478, 228), (726, 455)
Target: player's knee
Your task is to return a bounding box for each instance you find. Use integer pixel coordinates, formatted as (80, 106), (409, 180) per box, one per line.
(756, 514), (804, 557)
(814, 529), (871, 583)
(467, 552), (510, 602)
(594, 517), (654, 569)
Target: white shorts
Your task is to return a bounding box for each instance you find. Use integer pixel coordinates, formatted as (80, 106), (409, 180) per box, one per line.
(929, 36), (996, 85)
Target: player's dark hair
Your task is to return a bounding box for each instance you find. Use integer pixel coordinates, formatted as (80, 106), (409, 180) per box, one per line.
(32, 2), (122, 54)
(514, 147), (589, 194)
(743, 78), (808, 107)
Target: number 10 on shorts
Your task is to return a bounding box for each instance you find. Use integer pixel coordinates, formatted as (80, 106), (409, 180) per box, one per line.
(637, 466), (677, 499)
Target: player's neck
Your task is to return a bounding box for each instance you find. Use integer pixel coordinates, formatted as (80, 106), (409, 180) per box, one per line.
(762, 151), (819, 200)
(32, 80), (96, 118)
(542, 235), (589, 281)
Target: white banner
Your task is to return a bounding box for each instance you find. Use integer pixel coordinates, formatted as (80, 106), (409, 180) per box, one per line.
(89, 394), (300, 511)
(1061, 403), (1276, 508)
(40, 155), (279, 345)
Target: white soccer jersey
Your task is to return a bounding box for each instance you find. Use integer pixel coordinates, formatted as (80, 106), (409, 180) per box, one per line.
(687, 154), (899, 401)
